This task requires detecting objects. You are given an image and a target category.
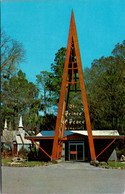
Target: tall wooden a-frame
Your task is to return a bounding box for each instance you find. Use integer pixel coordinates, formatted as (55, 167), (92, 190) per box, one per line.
(52, 10), (96, 161)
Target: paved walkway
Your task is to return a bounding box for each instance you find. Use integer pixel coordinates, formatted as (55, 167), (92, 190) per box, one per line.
(2, 162), (125, 194)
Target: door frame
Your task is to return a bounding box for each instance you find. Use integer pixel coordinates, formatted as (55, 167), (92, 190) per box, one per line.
(69, 141), (85, 161)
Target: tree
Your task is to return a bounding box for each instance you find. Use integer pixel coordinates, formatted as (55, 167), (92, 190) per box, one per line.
(36, 47), (66, 115)
(36, 71), (54, 116)
(84, 40), (125, 134)
(2, 129), (15, 151)
(1, 31), (25, 82)
(1, 70), (40, 132)
(39, 114), (56, 131)
(1, 31), (27, 130)
(112, 40), (125, 59)
(51, 47), (66, 107)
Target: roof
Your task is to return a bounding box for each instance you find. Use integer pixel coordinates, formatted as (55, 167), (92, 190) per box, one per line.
(16, 134), (31, 144)
(39, 131), (55, 137)
(2, 130), (15, 142)
(16, 136), (22, 144)
(38, 130), (121, 137)
(1, 136), (3, 142)
(38, 130), (74, 137)
(19, 131), (32, 144)
(2, 128), (32, 144)
(71, 130), (120, 137)
(25, 130), (124, 141)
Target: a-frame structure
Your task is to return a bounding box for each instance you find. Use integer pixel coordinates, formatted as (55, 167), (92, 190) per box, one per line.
(52, 10), (96, 161)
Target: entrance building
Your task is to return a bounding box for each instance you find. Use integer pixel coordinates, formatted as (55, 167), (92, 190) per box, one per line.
(25, 130), (124, 162)
(25, 11), (125, 162)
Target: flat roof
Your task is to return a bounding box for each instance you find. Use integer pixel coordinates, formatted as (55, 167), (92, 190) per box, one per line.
(36, 130), (74, 137)
(25, 130), (125, 140)
(71, 130), (120, 136)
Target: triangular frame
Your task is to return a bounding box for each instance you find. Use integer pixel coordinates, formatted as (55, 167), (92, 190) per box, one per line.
(52, 10), (96, 161)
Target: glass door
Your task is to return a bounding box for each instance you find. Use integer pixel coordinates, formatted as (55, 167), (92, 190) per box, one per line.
(77, 144), (84, 161)
(69, 144), (77, 160)
(69, 142), (85, 161)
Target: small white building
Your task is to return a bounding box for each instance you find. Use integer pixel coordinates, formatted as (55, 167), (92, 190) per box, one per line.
(2, 116), (32, 154)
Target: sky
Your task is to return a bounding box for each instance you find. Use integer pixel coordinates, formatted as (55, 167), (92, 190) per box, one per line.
(1, 0), (125, 84)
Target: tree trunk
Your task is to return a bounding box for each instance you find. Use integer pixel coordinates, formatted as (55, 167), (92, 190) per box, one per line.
(49, 91), (51, 114)
(44, 87), (46, 116)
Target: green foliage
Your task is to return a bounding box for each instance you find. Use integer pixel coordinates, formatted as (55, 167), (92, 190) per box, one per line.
(51, 47), (66, 79)
(36, 41), (124, 137)
(1, 159), (56, 167)
(84, 40), (125, 134)
(112, 40), (125, 58)
(1, 159), (12, 166)
(2, 29), (124, 142)
(19, 146), (30, 158)
(19, 146), (29, 153)
(51, 160), (58, 164)
(1, 69), (40, 131)
(1, 145), (10, 152)
(1, 32), (44, 133)
(40, 114), (56, 130)
(107, 161), (125, 168)
(36, 71), (54, 116)
(36, 47), (66, 115)
(50, 47), (66, 106)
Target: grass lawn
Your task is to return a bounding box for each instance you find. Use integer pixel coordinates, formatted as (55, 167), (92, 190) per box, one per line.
(1, 158), (125, 168)
(1, 158), (12, 166)
(108, 161), (125, 168)
(1, 158), (57, 167)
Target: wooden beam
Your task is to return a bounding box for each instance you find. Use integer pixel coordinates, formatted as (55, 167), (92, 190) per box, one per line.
(32, 139), (51, 159)
(96, 138), (117, 159)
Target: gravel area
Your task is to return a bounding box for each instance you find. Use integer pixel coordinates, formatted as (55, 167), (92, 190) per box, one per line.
(2, 161), (125, 194)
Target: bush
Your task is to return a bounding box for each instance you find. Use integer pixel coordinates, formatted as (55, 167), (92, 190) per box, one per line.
(116, 149), (125, 160)
(51, 160), (57, 164)
(19, 146), (30, 158)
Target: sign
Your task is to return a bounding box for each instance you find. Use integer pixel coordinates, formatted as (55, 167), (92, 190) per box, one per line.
(70, 151), (77, 154)
(65, 104), (85, 130)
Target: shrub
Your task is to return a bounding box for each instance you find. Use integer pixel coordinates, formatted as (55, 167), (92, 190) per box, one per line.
(19, 146), (30, 158)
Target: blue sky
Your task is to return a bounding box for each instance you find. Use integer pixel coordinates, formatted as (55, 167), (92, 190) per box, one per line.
(1, 0), (125, 83)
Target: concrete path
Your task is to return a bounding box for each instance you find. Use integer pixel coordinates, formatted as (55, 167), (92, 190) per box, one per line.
(2, 162), (125, 194)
